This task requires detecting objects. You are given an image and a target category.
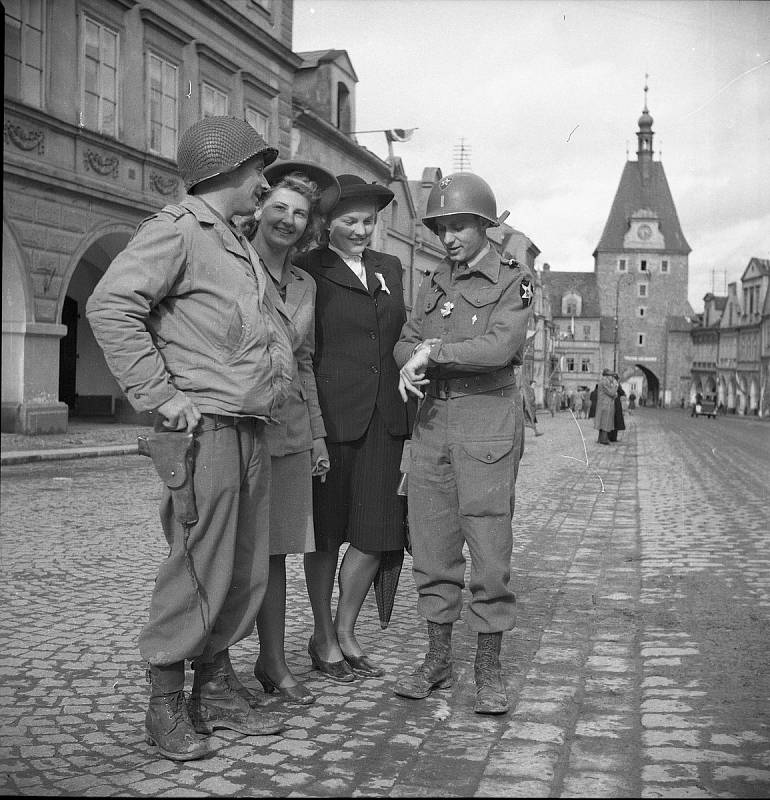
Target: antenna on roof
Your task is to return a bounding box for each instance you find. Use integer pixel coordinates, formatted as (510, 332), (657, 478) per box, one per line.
(453, 137), (472, 172)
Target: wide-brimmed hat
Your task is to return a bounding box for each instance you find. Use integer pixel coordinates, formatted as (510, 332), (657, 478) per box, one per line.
(263, 160), (341, 215)
(333, 174), (394, 212)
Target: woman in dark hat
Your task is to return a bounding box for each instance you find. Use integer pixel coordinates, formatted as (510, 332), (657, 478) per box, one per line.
(294, 174), (412, 682)
(241, 161), (339, 704)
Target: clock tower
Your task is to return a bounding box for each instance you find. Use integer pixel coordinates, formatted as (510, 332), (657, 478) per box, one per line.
(593, 81), (693, 406)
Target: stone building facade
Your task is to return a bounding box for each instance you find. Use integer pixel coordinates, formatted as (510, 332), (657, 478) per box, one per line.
(690, 258), (769, 415)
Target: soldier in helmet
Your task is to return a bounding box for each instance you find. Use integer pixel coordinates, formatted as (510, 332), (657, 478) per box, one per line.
(393, 172), (534, 714)
(86, 116), (295, 760)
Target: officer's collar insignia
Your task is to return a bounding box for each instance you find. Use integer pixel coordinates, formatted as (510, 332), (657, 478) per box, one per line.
(501, 255), (520, 269)
(439, 176), (453, 189)
(520, 278), (534, 307)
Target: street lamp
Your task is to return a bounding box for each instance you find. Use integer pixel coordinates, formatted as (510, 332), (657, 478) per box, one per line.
(612, 273), (633, 372)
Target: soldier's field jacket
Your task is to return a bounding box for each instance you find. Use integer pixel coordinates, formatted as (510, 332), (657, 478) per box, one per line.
(86, 195), (294, 420)
(394, 246), (534, 378)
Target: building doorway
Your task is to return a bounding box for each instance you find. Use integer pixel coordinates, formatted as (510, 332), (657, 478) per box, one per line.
(58, 296), (78, 411)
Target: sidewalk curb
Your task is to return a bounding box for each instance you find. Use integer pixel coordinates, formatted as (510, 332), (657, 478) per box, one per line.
(1, 444), (140, 465)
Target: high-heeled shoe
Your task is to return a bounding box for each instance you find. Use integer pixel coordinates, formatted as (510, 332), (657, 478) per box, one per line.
(307, 637), (355, 683)
(342, 652), (384, 678)
(253, 661), (316, 705)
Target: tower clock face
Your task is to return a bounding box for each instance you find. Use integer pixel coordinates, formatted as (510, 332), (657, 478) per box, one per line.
(638, 223), (652, 240)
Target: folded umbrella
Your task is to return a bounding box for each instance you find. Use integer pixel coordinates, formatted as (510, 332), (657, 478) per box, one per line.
(373, 547), (405, 630)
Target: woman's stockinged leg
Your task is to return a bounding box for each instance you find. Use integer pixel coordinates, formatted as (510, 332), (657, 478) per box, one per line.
(303, 549), (343, 661)
(255, 555), (294, 686)
(334, 545), (381, 657)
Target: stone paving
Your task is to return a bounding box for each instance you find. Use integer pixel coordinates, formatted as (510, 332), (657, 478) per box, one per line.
(0, 410), (768, 797)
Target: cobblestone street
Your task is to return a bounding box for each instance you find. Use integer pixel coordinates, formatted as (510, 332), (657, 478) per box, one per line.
(1, 409), (768, 797)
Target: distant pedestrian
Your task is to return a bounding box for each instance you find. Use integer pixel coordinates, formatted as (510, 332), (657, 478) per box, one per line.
(595, 369), (617, 445)
(628, 391), (636, 415)
(608, 379), (626, 442)
(86, 117), (292, 760)
(691, 391), (703, 417)
(580, 388), (591, 419)
(548, 387), (559, 417)
(589, 384), (598, 419)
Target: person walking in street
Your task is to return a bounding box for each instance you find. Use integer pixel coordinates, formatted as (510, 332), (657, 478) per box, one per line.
(242, 161), (339, 705)
(608, 376), (626, 442)
(86, 116), (294, 761)
(294, 174), (412, 684)
(589, 383), (598, 419)
(627, 390), (636, 415)
(595, 369), (618, 445)
(393, 172), (533, 715)
(523, 379), (543, 436)
(579, 387), (591, 419)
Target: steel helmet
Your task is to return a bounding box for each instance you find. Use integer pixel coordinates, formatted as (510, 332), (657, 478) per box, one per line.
(422, 172), (499, 234)
(177, 115), (278, 191)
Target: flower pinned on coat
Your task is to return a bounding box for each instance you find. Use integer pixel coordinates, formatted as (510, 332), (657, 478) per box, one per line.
(375, 272), (391, 295)
(440, 300), (454, 317)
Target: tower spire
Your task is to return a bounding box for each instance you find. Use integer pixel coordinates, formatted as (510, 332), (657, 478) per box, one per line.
(636, 74), (654, 164)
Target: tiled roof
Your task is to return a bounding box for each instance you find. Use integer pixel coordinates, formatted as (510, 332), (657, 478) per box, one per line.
(594, 160), (690, 255)
(542, 270), (601, 317)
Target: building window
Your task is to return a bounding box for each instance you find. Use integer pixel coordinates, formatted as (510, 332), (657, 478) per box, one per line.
(638, 307), (646, 317)
(245, 106), (269, 139)
(566, 302), (577, 315)
(638, 283), (647, 298)
(566, 357), (575, 372)
(5, 0), (45, 107)
(582, 325), (591, 339)
(618, 258), (627, 272)
(81, 15), (118, 136)
(202, 82), (228, 117)
(581, 358), (590, 372)
(147, 52), (177, 159)
(638, 333), (645, 346)
(337, 82), (351, 131)
(640, 259), (647, 272)
(661, 259), (669, 273)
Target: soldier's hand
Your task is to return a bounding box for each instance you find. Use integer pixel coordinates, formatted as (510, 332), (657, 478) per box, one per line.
(156, 392), (201, 432)
(399, 372), (428, 402)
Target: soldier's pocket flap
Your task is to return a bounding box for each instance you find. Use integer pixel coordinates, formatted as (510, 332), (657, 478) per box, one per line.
(424, 293), (442, 313)
(461, 439), (514, 464)
(458, 284), (503, 308)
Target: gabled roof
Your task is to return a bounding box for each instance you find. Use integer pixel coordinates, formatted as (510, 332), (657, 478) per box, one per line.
(594, 160), (690, 255)
(740, 256), (770, 282)
(296, 49), (358, 81)
(542, 270), (601, 317)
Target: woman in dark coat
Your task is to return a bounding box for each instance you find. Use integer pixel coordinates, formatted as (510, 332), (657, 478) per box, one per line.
(608, 379), (626, 442)
(294, 175), (411, 682)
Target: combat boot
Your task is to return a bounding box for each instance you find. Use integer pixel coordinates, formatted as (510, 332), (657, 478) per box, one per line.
(145, 662), (208, 761)
(394, 621), (453, 699)
(189, 650), (285, 736)
(192, 649), (268, 708)
(474, 632), (509, 715)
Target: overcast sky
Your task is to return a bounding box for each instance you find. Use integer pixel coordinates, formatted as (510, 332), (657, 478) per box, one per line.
(293, 0), (769, 311)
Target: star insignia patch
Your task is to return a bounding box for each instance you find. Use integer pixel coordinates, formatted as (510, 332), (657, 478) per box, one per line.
(439, 176), (453, 189)
(520, 278), (534, 307)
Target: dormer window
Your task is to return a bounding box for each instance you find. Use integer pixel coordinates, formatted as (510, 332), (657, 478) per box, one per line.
(561, 292), (582, 316)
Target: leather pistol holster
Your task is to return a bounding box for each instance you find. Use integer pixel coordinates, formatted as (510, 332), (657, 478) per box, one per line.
(137, 431), (198, 525)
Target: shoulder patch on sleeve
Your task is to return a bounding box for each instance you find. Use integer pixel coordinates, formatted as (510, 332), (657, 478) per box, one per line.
(520, 277), (534, 307)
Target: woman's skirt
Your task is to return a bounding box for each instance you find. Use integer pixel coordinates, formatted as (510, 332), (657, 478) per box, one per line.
(312, 406), (407, 553)
(269, 450), (315, 555)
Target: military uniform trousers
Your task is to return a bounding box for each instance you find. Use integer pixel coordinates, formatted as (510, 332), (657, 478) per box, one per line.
(407, 384), (524, 633)
(139, 415), (271, 665)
